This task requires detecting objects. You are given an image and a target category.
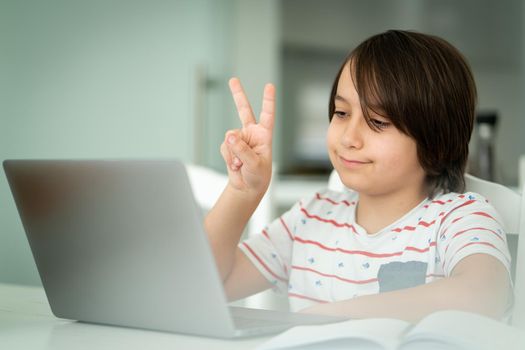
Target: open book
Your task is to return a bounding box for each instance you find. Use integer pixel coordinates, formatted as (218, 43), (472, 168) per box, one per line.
(257, 309), (525, 350)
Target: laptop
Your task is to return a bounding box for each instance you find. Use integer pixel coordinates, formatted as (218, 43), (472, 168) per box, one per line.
(3, 159), (343, 338)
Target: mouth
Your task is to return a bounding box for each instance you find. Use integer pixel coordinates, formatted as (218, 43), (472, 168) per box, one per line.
(338, 155), (371, 169)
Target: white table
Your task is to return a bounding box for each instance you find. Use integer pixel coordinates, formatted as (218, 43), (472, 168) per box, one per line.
(0, 283), (269, 349)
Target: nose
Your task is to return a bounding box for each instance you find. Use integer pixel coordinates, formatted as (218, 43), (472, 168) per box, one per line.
(340, 114), (364, 149)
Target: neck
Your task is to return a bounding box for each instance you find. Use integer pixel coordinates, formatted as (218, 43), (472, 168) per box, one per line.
(356, 184), (429, 234)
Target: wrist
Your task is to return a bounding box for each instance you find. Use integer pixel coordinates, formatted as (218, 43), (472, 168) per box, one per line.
(225, 181), (266, 204)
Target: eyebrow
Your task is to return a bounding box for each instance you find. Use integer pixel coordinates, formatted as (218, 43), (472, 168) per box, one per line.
(336, 94), (387, 117)
(334, 95), (349, 103)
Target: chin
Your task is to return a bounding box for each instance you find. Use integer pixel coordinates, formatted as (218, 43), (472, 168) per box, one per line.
(334, 171), (362, 191)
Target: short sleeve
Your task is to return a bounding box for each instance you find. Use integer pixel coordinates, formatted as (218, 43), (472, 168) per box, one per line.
(437, 192), (512, 278)
(239, 201), (301, 293)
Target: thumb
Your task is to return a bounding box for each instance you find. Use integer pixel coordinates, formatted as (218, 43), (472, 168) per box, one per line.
(226, 132), (260, 170)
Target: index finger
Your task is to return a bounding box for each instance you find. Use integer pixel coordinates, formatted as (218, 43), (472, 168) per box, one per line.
(229, 77), (256, 128)
(259, 83), (275, 131)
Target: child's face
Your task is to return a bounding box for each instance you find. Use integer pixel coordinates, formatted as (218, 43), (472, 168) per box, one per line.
(326, 63), (427, 197)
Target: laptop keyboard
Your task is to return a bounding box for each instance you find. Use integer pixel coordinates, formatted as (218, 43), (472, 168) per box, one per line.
(229, 306), (346, 332)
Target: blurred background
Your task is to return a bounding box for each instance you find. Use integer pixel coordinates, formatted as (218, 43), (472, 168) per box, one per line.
(1, 0), (524, 286)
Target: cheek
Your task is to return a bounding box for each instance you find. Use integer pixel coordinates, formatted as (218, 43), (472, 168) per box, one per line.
(326, 122), (338, 150)
(374, 138), (420, 172)
(326, 124), (342, 167)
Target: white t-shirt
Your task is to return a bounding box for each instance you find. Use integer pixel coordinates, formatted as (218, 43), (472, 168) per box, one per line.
(240, 188), (512, 313)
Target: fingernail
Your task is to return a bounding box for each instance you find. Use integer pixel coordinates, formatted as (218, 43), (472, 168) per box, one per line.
(227, 135), (236, 144)
(233, 157), (241, 166)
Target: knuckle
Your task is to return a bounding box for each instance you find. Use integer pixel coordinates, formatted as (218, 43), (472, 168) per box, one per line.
(236, 141), (248, 153)
(224, 129), (237, 139)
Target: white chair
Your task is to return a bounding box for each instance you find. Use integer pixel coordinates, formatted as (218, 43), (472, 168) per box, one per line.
(186, 163), (228, 213)
(185, 163), (274, 238)
(327, 169), (345, 192)
(328, 169), (525, 329)
(185, 163), (280, 309)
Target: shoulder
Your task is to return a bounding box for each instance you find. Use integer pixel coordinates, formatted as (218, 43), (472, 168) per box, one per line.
(430, 191), (503, 227)
(431, 191), (494, 210)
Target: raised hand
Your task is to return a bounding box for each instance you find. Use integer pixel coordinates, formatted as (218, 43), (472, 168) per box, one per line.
(221, 78), (275, 195)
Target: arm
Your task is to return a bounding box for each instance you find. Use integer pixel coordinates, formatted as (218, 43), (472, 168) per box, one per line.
(205, 185), (273, 300)
(205, 78), (275, 300)
(301, 254), (512, 323)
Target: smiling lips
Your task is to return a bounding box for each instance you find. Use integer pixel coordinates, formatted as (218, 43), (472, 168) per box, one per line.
(339, 155), (371, 169)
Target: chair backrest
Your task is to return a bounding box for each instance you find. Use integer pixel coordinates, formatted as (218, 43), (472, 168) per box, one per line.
(328, 169), (525, 328)
(464, 174), (521, 234)
(463, 174), (521, 280)
(327, 169), (344, 192)
(185, 163), (273, 238)
(186, 163), (229, 211)
(464, 175), (525, 329)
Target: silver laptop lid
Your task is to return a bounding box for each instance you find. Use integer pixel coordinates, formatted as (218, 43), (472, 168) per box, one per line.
(3, 159), (237, 337)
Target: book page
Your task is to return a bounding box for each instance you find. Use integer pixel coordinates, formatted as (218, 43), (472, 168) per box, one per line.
(257, 318), (411, 350)
(402, 310), (525, 350)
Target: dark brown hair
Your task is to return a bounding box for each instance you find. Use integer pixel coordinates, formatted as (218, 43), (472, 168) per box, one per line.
(329, 30), (477, 197)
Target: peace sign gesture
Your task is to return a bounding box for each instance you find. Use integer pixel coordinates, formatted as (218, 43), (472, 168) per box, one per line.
(220, 78), (275, 195)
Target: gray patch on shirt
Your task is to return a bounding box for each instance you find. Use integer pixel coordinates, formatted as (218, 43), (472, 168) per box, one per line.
(377, 261), (428, 293)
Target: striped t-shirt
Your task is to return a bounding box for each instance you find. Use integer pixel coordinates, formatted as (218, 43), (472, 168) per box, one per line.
(240, 188), (512, 313)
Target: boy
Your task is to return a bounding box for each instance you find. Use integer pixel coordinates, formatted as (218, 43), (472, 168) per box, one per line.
(205, 30), (512, 322)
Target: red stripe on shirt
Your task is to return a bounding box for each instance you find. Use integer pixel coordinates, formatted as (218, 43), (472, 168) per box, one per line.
(453, 241), (497, 254)
(288, 292), (328, 303)
(440, 199), (476, 225)
(450, 211), (500, 225)
(315, 193), (355, 206)
(441, 211), (501, 238)
(431, 199), (454, 205)
(292, 265), (379, 284)
(451, 227), (505, 242)
(405, 241), (437, 253)
(472, 211), (499, 221)
(294, 235), (436, 258)
(300, 207), (358, 234)
(241, 242), (287, 282)
(391, 219), (436, 233)
(279, 217), (295, 241)
(443, 241), (510, 270)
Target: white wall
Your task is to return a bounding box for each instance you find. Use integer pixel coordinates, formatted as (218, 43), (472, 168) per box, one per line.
(0, 0), (282, 286)
(0, 0), (236, 285)
(229, 0), (281, 164)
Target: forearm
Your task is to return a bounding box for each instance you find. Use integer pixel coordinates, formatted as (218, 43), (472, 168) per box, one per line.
(204, 183), (264, 281)
(302, 257), (511, 323)
(324, 276), (505, 323)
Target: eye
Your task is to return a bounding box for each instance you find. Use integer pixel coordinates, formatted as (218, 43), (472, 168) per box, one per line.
(333, 110), (348, 119)
(370, 118), (390, 129)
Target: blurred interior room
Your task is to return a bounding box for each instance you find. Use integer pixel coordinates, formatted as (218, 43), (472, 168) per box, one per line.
(1, 0), (524, 289)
